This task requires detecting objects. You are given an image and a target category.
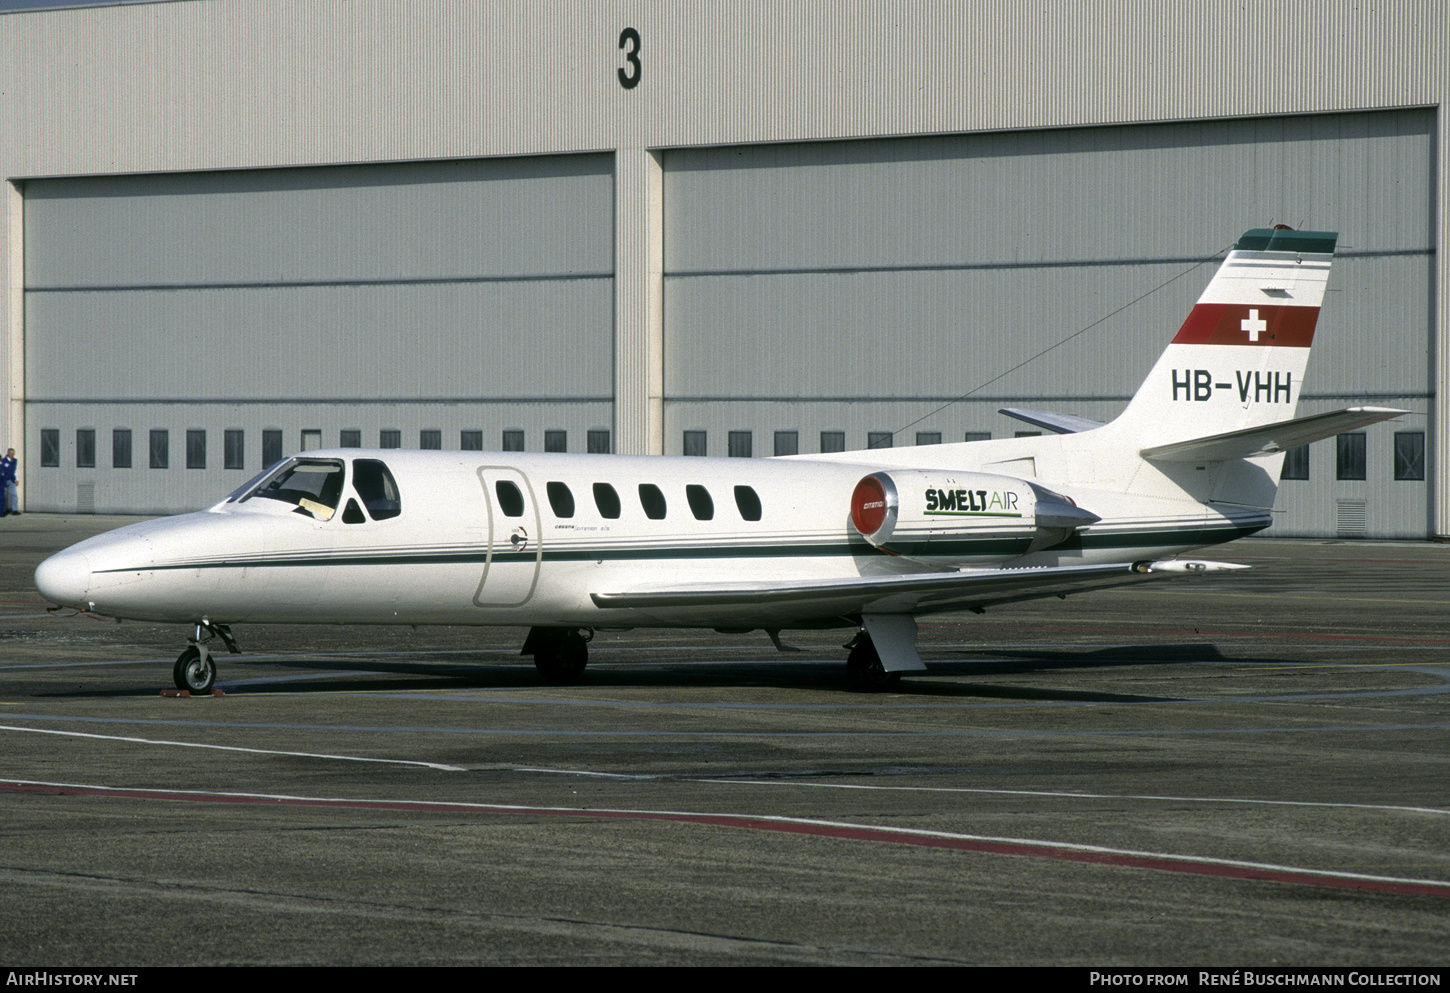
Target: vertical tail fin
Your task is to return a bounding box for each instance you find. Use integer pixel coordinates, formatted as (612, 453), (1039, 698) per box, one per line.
(1110, 227), (1337, 450)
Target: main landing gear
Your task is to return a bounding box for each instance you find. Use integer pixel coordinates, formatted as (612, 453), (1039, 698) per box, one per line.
(845, 632), (902, 692)
(172, 620), (240, 694)
(522, 626), (591, 683)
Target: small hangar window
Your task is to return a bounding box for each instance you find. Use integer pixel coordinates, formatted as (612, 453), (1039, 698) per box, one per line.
(545, 430), (567, 453)
(820, 431), (845, 453)
(150, 430), (169, 469)
(1336, 433), (1366, 481)
(262, 429), (283, 468)
(728, 431), (752, 458)
(638, 483), (667, 520)
(420, 430), (442, 451)
(587, 430), (611, 454)
(224, 429), (245, 470)
(340, 430), (362, 449)
(686, 484), (714, 520)
(1281, 445), (1309, 480)
(503, 430), (525, 452)
(774, 431), (798, 456)
(379, 430), (401, 450)
(113, 429), (132, 469)
(1394, 432), (1425, 481)
(461, 430), (483, 452)
(546, 481), (575, 518)
(683, 431), (706, 457)
(868, 431), (892, 449)
(40, 429), (60, 467)
(76, 429), (95, 469)
(187, 430), (206, 469)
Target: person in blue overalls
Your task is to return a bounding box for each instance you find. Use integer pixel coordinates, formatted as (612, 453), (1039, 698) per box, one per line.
(0, 448), (17, 516)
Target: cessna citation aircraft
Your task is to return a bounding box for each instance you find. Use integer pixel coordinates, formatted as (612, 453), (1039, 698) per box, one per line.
(35, 227), (1402, 693)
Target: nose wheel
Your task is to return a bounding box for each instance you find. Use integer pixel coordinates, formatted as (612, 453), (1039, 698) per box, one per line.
(173, 645), (216, 694)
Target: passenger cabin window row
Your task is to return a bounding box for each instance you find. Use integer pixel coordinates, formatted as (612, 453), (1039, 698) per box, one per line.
(497, 480), (763, 523)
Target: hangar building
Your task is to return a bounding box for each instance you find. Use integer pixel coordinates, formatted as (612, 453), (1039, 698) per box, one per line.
(0, 1), (1445, 539)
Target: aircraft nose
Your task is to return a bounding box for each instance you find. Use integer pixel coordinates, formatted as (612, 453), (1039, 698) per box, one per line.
(34, 548), (92, 609)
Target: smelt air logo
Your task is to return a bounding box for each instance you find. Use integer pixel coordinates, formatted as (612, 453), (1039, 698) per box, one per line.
(924, 489), (1021, 517)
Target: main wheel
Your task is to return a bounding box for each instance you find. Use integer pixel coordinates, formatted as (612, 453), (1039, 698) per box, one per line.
(846, 638), (901, 693)
(532, 629), (588, 683)
(173, 646), (217, 694)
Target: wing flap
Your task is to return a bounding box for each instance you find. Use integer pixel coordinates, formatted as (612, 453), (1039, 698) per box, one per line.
(1140, 407), (1406, 463)
(590, 559), (1247, 617)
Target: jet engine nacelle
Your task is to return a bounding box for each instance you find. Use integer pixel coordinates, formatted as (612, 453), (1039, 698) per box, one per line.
(849, 470), (1099, 560)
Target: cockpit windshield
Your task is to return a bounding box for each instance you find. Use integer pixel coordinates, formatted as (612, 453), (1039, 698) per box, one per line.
(240, 458), (346, 521)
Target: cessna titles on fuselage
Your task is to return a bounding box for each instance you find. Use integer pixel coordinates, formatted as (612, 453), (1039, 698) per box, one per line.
(923, 488), (1021, 516)
(1172, 370), (1293, 403)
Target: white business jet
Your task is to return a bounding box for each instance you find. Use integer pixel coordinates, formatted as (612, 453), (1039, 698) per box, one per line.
(34, 227), (1402, 693)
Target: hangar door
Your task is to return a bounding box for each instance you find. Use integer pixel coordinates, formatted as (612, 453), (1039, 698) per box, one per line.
(23, 154), (614, 514)
(662, 110), (1434, 538)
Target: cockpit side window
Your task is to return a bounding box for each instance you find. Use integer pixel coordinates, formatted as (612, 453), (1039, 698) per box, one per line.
(242, 459), (346, 521)
(352, 459), (402, 520)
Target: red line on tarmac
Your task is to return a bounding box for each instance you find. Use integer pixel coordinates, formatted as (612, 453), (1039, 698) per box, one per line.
(5, 779), (1449, 899)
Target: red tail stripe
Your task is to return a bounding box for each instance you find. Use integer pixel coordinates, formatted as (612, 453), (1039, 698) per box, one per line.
(1172, 303), (1318, 347)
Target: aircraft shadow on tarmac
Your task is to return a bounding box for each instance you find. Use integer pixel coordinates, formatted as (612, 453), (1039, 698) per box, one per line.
(36, 642), (1254, 702)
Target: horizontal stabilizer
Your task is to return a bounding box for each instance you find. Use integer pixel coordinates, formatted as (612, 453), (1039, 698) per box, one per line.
(998, 407), (1105, 435)
(1140, 407), (1406, 463)
(592, 559), (1247, 618)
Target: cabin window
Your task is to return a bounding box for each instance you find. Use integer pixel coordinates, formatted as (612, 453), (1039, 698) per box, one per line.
(187, 430), (206, 469)
(244, 458), (346, 521)
(495, 480), (525, 517)
(420, 429), (442, 450)
(639, 483), (667, 520)
(461, 430), (483, 452)
(76, 429), (96, 469)
(820, 431), (845, 453)
(734, 485), (762, 521)
(545, 430), (567, 453)
(728, 431), (752, 458)
(546, 481), (575, 518)
(686, 484), (714, 520)
(774, 431), (798, 456)
(503, 429), (525, 452)
(113, 428), (132, 469)
(587, 429), (611, 454)
(593, 482), (621, 519)
(683, 431), (706, 457)
(353, 459), (402, 520)
(224, 429), (245, 469)
(262, 429), (283, 468)
(40, 429), (60, 467)
(150, 430), (169, 469)
(340, 430), (362, 449)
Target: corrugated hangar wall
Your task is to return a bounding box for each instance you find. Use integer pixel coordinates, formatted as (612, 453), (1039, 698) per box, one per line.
(24, 155), (615, 514)
(661, 110), (1435, 538)
(14, 110), (1437, 535)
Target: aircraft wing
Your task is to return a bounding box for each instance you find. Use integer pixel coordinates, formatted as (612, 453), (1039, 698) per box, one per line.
(998, 407), (1106, 435)
(590, 559), (1246, 618)
(1140, 407), (1407, 463)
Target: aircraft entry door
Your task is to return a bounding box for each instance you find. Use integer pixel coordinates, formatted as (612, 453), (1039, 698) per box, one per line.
(473, 466), (543, 607)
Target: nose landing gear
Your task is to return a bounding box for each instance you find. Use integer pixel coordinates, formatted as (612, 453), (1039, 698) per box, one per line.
(172, 621), (240, 694)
